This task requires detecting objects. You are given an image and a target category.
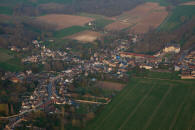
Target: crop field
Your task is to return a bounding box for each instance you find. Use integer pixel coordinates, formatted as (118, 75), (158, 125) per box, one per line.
(105, 2), (168, 33)
(86, 73), (195, 130)
(36, 14), (94, 30)
(159, 5), (195, 31)
(66, 31), (102, 43)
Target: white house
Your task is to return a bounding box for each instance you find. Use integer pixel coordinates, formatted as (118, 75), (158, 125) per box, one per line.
(163, 44), (180, 53)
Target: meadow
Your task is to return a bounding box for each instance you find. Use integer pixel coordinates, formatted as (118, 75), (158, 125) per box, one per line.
(86, 71), (195, 130)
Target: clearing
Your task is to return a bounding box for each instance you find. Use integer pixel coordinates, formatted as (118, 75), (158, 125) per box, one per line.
(36, 14), (94, 30)
(66, 30), (102, 43)
(105, 2), (168, 33)
(86, 71), (195, 130)
(97, 81), (125, 91)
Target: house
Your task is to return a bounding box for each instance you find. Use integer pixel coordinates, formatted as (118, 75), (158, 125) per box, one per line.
(10, 46), (20, 52)
(88, 22), (92, 26)
(10, 77), (21, 83)
(139, 65), (153, 70)
(120, 52), (155, 59)
(174, 65), (181, 71)
(181, 70), (195, 79)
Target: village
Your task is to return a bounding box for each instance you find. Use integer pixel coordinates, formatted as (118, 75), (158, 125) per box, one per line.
(1, 34), (195, 129)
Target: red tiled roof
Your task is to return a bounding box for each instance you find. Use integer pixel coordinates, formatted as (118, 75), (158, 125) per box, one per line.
(189, 65), (195, 69)
(120, 52), (155, 58)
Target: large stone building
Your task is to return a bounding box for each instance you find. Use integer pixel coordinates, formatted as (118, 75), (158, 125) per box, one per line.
(163, 43), (180, 53)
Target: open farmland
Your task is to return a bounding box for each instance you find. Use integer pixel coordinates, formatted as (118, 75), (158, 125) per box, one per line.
(66, 30), (102, 43)
(36, 14), (94, 30)
(86, 73), (195, 130)
(105, 2), (168, 33)
(97, 81), (125, 91)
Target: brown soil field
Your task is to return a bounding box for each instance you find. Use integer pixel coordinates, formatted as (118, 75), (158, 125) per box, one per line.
(105, 2), (168, 33)
(36, 14), (94, 30)
(181, 1), (195, 5)
(97, 81), (125, 91)
(66, 30), (102, 42)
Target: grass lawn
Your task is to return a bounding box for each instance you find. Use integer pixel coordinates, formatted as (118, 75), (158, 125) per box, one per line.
(158, 5), (195, 31)
(85, 72), (195, 130)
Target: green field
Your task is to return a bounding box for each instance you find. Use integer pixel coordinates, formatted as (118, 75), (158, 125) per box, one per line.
(0, 48), (23, 72)
(93, 19), (114, 29)
(159, 5), (195, 31)
(0, 6), (13, 15)
(54, 26), (89, 38)
(86, 72), (195, 130)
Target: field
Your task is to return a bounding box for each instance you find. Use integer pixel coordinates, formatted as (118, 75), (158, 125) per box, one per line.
(0, 48), (23, 72)
(105, 2), (168, 33)
(66, 31), (102, 43)
(0, 49), (12, 62)
(54, 26), (89, 38)
(86, 72), (195, 130)
(36, 14), (94, 30)
(97, 81), (125, 91)
(0, 6), (13, 15)
(158, 5), (195, 31)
